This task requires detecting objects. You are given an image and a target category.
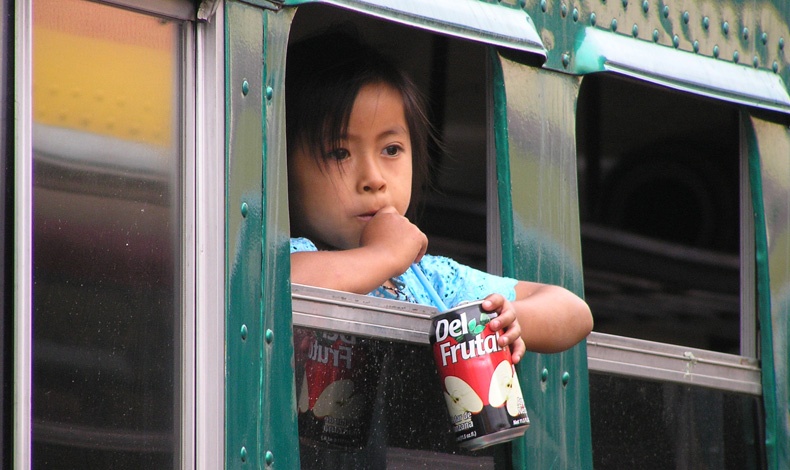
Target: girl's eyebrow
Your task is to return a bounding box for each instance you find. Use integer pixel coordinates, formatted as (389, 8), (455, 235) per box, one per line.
(346, 126), (409, 141)
(380, 126), (408, 137)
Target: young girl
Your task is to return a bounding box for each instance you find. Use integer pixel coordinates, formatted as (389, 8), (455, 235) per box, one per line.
(286, 30), (593, 361)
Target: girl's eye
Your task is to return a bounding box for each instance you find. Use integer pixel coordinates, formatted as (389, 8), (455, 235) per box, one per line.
(326, 148), (350, 161)
(383, 145), (401, 157)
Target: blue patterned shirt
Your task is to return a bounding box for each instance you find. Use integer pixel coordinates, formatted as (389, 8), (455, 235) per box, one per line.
(290, 237), (518, 309)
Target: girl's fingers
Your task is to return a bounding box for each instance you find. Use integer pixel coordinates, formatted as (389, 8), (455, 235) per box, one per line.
(497, 317), (521, 347)
(510, 338), (526, 364)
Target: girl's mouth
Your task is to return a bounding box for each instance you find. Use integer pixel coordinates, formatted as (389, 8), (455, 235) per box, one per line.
(356, 209), (380, 222)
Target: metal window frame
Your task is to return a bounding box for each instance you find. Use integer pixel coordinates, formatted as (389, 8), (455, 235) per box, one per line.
(291, 287), (763, 396)
(14, 0), (34, 467)
(587, 332), (761, 395)
(195, 2), (224, 469)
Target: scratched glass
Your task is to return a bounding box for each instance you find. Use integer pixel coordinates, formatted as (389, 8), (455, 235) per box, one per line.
(32, 0), (184, 467)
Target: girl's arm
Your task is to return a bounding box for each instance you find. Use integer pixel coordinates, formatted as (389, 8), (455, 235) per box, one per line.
(291, 208), (428, 294)
(485, 281), (593, 358)
(512, 281), (593, 353)
(291, 247), (406, 294)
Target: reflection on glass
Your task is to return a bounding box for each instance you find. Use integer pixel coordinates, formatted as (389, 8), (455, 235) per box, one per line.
(589, 373), (765, 469)
(576, 75), (741, 354)
(32, 0), (182, 467)
(294, 330), (499, 468)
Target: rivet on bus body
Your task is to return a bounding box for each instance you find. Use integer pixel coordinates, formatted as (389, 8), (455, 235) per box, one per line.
(265, 451), (274, 466)
(242, 80), (249, 96)
(642, 0), (648, 13)
(518, 0), (526, 9)
(662, 6), (669, 18)
(562, 53), (570, 67)
(621, 0), (628, 8)
(541, 368), (549, 382)
(266, 86), (273, 101)
(632, 25), (638, 37)
(590, 12), (597, 26)
(753, 56), (759, 68)
(673, 35), (680, 48)
(241, 324), (248, 341)
(773, 61), (779, 73)
(265, 329), (274, 344)
(240, 446), (248, 463)
(733, 50), (739, 63)
(562, 372), (570, 386)
(693, 40), (700, 53)
(653, 29), (659, 42)
(779, 37), (785, 50)
(241, 202), (248, 217)
(722, 21), (729, 35)
(702, 16), (710, 30)
(611, 18), (618, 32)
(682, 11), (689, 24)
(572, 8), (579, 22)
(761, 32), (768, 45)
(713, 45), (720, 58)
(742, 28), (749, 41)
(561, 4), (567, 18)
(540, 0), (546, 13)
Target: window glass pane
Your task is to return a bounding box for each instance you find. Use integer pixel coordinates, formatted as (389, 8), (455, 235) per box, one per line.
(577, 75), (741, 354)
(295, 328), (499, 468)
(32, 0), (183, 467)
(589, 373), (766, 469)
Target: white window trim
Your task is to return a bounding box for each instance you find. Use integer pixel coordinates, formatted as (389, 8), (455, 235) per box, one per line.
(195, 3), (225, 469)
(15, 0), (34, 467)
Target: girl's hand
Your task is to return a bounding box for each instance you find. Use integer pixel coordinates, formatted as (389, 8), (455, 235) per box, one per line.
(482, 293), (526, 364)
(359, 206), (428, 275)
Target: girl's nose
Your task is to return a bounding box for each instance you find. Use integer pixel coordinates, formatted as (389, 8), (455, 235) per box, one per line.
(358, 157), (387, 193)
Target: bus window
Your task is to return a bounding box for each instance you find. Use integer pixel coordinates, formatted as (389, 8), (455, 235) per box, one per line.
(577, 74), (741, 354)
(32, 0), (186, 467)
(288, 4), (500, 467)
(576, 75), (766, 468)
(589, 374), (765, 469)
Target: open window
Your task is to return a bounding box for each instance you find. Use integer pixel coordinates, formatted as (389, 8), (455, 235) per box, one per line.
(577, 74), (766, 468)
(286, 3), (534, 467)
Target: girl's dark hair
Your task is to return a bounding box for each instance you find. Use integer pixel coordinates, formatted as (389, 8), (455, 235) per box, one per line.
(285, 28), (435, 218)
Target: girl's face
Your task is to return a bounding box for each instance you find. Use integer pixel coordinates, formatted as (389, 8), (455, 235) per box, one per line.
(289, 82), (413, 250)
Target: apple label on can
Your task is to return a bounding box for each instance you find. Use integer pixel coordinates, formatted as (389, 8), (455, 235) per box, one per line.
(430, 302), (529, 449)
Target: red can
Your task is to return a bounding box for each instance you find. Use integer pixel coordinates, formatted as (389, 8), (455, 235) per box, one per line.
(295, 330), (375, 449)
(429, 301), (530, 450)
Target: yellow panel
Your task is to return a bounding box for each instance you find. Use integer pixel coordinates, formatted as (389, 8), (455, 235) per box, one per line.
(33, 0), (176, 146)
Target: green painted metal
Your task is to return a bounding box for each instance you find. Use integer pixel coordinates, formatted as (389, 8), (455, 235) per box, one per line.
(260, 7), (302, 470)
(225, 2), (299, 468)
(226, 3), (265, 468)
(492, 50), (593, 469)
(525, 0), (790, 95)
(747, 114), (790, 470)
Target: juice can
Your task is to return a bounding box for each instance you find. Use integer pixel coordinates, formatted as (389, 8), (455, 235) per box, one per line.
(295, 329), (375, 449)
(429, 301), (530, 450)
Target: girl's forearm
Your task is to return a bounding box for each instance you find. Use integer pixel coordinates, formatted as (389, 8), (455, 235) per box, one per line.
(290, 249), (400, 294)
(513, 282), (593, 353)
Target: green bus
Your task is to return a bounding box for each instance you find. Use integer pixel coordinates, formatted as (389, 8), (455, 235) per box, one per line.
(4, 0), (789, 468)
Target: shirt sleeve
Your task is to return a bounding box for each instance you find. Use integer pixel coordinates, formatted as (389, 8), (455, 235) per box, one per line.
(290, 237), (318, 253)
(409, 255), (518, 309)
